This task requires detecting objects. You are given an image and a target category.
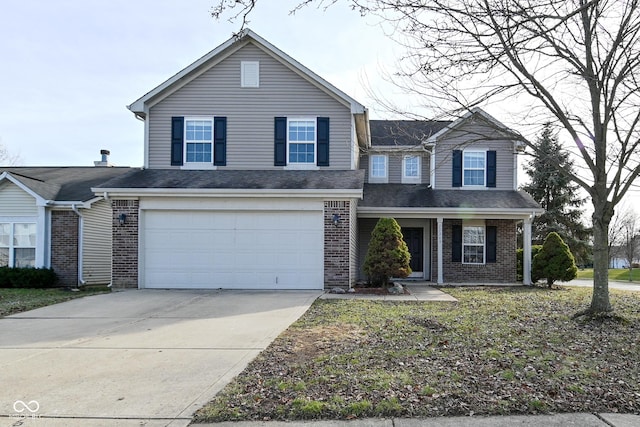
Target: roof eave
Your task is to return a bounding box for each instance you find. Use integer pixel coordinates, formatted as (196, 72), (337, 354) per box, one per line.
(357, 206), (543, 219)
(94, 187), (364, 199)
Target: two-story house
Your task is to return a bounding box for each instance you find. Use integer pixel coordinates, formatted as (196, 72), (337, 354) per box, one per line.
(95, 29), (542, 290)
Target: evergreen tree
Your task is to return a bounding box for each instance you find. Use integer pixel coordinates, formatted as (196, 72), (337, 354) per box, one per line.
(363, 218), (411, 286)
(522, 123), (591, 266)
(532, 232), (578, 287)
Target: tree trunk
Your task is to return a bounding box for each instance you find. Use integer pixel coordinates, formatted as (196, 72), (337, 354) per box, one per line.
(589, 202), (613, 313)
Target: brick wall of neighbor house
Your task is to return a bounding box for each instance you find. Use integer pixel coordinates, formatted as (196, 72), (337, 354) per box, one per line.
(432, 219), (517, 283)
(324, 200), (351, 288)
(50, 210), (79, 286)
(112, 200), (139, 288)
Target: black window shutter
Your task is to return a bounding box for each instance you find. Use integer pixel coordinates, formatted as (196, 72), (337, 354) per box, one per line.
(487, 150), (497, 188)
(452, 150), (462, 187)
(487, 226), (497, 263)
(452, 224), (462, 262)
(317, 117), (330, 166)
(171, 117), (184, 166)
(213, 116), (227, 166)
(274, 117), (287, 166)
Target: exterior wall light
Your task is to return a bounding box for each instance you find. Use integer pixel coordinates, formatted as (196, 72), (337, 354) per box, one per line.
(332, 213), (341, 227)
(118, 213), (127, 226)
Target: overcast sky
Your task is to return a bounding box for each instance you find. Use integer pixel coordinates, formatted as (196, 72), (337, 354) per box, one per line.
(0, 0), (402, 167)
(1, 1), (638, 207)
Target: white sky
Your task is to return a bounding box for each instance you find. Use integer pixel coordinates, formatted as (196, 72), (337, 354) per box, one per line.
(0, 0), (402, 167)
(0, 0), (638, 209)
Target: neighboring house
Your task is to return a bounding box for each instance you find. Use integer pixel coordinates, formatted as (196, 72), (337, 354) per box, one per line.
(0, 161), (132, 286)
(95, 29), (543, 290)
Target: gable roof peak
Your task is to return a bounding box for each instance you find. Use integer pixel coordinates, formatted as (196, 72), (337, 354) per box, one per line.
(127, 28), (367, 117)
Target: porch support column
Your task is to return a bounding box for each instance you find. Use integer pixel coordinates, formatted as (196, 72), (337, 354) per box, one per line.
(437, 217), (444, 284)
(523, 216), (533, 285)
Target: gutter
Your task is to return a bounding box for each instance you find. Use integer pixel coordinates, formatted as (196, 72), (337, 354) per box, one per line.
(71, 204), (86, 287)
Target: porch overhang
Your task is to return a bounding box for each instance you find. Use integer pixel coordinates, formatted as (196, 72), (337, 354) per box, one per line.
(357, 206), (541, 220)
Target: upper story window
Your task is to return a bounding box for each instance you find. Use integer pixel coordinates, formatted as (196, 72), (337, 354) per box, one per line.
(241, 61), (259, 87)
(402, 155), (421, 183)
(463, 151), (486, 186)
(288, 119), (316, 165)
(369, 154), (388, 182)
(0, 222), (36, 268)
(274, 117), (329, 168)
(185, 118), (213, 164)
(463, 224), (485, 264)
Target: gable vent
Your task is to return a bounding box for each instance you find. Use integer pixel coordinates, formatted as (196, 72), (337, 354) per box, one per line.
(241, 61), (259, 88)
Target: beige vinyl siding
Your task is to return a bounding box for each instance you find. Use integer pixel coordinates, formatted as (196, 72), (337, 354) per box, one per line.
(0, 182), (37, 216)
(361, 152), (430, 185)
(81, 199), (112, 285)
(148, 42), (353, 170)
(433, 121), (515, 190)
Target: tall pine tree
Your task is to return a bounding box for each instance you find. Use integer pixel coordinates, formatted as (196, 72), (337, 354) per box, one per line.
(522, 123), (591, 265)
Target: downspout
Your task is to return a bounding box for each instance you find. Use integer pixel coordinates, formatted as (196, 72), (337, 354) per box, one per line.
(71, 204), (86, 287)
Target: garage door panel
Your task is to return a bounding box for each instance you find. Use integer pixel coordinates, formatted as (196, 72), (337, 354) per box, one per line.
(143, 210), (323, 289)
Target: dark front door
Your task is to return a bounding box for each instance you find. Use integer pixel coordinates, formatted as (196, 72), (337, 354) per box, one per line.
(403, 228), (424, 273)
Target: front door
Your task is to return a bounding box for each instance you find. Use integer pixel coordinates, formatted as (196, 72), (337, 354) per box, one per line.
(402, 227), (423, 275)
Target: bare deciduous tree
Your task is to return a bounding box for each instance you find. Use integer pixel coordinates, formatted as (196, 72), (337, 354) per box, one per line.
(0, 140), (21, 166)
(212, 0), (640, 315)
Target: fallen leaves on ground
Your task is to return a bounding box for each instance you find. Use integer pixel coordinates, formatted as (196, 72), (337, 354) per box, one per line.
(194, 286), (640, 422)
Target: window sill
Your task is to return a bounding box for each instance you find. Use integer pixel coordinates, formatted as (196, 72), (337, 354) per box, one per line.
(401, 177), (421, 184)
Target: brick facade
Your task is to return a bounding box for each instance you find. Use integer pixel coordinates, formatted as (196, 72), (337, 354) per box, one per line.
(50, 210), (79, 286)
(432, 219), (517, 283)
(324, 200), (351, 288)
(111, 199), (139, 289)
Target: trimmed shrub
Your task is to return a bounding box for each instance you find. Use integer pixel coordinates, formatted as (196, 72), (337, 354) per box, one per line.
(0, 267), (58, 288)
(363, 217), (411, 286)
(516, 245), (543, 281)
(532, 232), (578, 287)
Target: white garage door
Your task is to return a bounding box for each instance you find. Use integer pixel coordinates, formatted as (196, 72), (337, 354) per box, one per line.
(142, 210), (324, 289)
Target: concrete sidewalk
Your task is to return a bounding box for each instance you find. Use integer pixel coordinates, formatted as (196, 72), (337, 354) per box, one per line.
(200, 413), (640, 426)
(320, 284), (458, 302)
(0, 289), (319, 426)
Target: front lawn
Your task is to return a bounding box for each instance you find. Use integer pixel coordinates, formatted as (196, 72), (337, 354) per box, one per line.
(195, 287), (640, 422)
(0, 287), (110, 317)
(577, 268), (640, 282)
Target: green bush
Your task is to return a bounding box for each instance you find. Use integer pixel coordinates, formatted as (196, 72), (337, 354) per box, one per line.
(0, 267), (58, 288)
(532, 232), (578, 287)
(516, 245), (543, 281)
(363, 218), (411, 286)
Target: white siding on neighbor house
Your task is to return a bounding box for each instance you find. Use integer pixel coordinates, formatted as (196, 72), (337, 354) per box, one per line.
(81, 199), (112, 285)
(433, 121), (515, 190)
(0, 182), (38, 216)
(148, 42), (354, 170)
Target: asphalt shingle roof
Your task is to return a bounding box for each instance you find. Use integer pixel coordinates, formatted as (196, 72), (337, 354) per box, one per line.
(96, 169), (365, 190)
(0, 167), (134, 202)
(370, 120), (452, 147)
(361, 184), (541, 210)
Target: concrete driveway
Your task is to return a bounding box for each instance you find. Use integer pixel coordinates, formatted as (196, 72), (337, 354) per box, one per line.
(0, 289), (319, 426)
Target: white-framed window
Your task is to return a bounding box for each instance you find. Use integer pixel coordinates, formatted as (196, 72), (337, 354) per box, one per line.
(288, 118), (316, 165)
(241, 61), (259, 87)
(402, 155), (421, 183)
(463, 151), (486, 186)
(369, 154), (388, 182)
(463, 224), (485, 264)
(0, 222), (36, 268)
(184, 118), (213, 164)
